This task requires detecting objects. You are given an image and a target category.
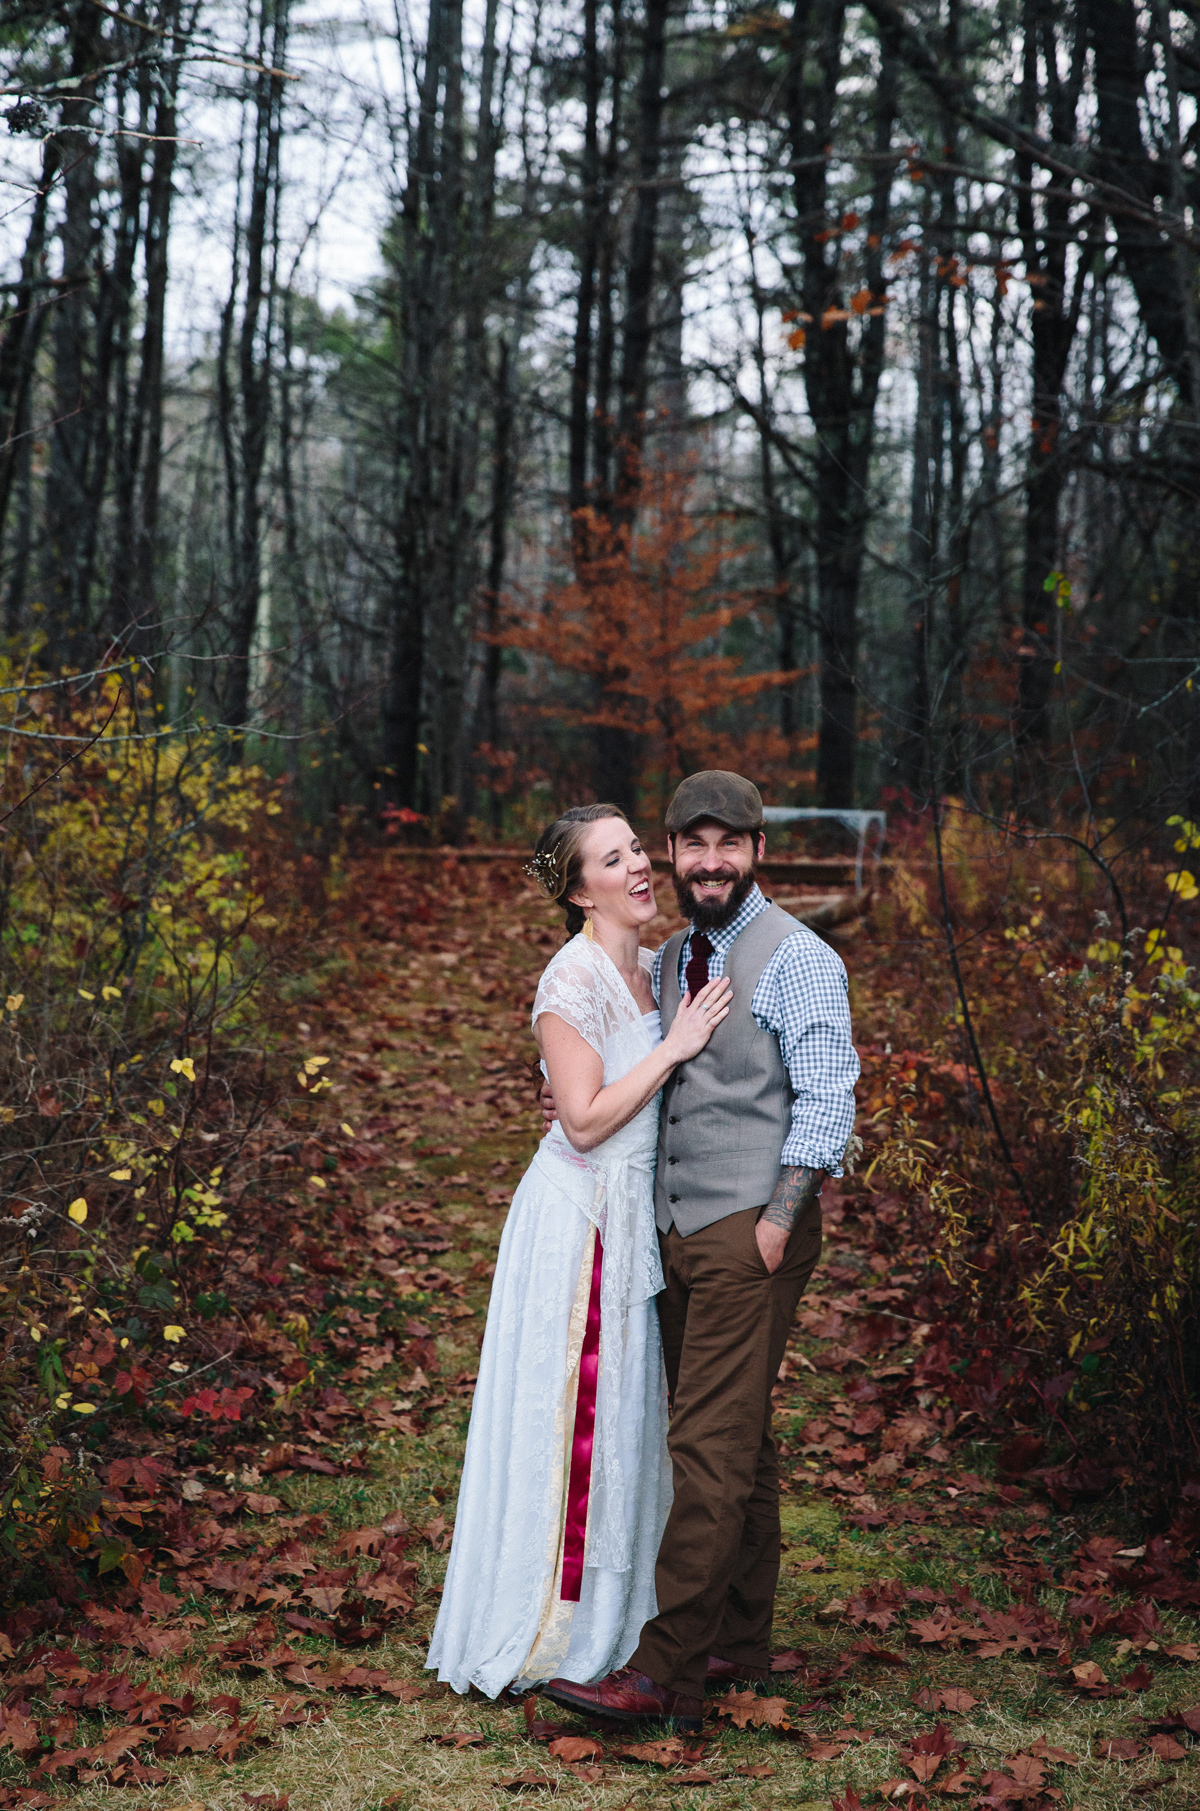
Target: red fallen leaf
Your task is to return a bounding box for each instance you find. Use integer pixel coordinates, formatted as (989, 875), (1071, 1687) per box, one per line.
(831, 1793), (869, 1811)
(672, 1771), (718, 1785)
(210, 1695), (242, 1718)
(1121, 1663), (1154, 1691)
(1005, 1754), (1047, 1788)
(711, 1689), (759, 1730)
(243, 1795), (291, 1810)
(1099, 1738), (1143, 1761)
(938, 1771), (977, 1796)
(909, 1610), (973, 1646)
(562, 1763), (604, 1783)
(336, 1526), (387, 1557)
(807, 1740), (850, 1760)
(1148, 1733), (1187, 1761)
(849, 1636), (906, 1666)
(427, 1731), (487, 1748)
(901, 1721), (954, 1782)
(521, 1695), (567, 1742)
(912, 1687), (979, 1713)
(1026, 1735), (1080, 1764)
(245, 1493), (284, 1516)
(306, 1585), (347, 1614)
(497, 1771), (557, 1792)
(1164, 1642), (1200, 1662)
(547, 1736), (602, 1762)
(737, 1763), (776, 1778)
(260, 1443), (297, 1472)
(1066, 1660), (1123, 1696)
(615, 1739), (707, 1767)
(0, 1707), (41, 1757)
(422, 1516), (453, 1552)
(770, 1648), (807, 1671)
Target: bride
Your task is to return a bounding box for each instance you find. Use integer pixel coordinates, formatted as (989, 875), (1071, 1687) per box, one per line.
(427, 803), (732, 1698)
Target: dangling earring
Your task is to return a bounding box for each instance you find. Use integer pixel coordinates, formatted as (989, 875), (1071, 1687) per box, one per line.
(583, 916), (595, 942)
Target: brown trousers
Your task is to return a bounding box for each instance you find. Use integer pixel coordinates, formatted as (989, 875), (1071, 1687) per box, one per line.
(629, 1200), (823, 1698)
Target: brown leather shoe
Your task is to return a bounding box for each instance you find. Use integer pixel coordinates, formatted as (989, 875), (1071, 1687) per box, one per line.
(543, 1666), (703, 1734)
(705, 1655), (769, 1690)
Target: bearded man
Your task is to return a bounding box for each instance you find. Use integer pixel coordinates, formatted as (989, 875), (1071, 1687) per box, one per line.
(541, 769), (860, 1732)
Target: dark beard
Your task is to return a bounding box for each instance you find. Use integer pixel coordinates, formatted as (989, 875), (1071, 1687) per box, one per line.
(672, 866), (756, 932)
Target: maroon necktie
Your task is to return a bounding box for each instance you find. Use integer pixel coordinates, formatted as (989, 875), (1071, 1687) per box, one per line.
(684, 932), (713, 999)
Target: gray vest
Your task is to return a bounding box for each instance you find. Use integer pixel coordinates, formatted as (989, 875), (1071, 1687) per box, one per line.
(654, 904), (803, 1236)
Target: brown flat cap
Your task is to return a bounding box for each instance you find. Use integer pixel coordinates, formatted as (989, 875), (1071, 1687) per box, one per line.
(665, 770), (764, 834)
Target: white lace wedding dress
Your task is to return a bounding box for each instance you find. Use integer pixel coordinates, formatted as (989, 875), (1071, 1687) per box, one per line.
(427, 935), (672, 1698)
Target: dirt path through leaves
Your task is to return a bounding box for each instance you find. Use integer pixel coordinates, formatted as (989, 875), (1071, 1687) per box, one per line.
(2, 855), (1198, 1811)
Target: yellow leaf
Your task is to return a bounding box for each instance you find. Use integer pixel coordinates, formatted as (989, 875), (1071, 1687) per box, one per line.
(170, 1056), (197, 1082)
(148, 1098), (165, 1117)
(162, 1325), (186, 1343)
(68, 1198), (88, 1225)
(303, 1055), (331, 1074)
(72, 1402), (97, 1414)
(309, 1174), (327, 1189)
(55, 1393), (72, 1409)
(110, 1168), (133, 1181)
(340, 1122), (356, 1138)
(78, 988), (96, 1001)
(30, 1326), (42, 1342)
(6, 993), (23, 1011)
(101, 985), (121, 1001)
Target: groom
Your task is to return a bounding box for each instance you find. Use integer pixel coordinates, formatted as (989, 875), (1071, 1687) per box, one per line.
(542, 770), (859, 1732)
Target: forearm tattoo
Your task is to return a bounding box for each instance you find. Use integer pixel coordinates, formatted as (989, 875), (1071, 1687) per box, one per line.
(760, 1164), (824, 1235)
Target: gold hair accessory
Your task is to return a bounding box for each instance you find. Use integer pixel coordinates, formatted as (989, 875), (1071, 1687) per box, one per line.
(583, 916), (595, 941)
(523, 849), (561, 896)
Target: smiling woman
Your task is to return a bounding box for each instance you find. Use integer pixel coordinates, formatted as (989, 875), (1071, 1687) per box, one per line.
(425, 806), (730, 1701)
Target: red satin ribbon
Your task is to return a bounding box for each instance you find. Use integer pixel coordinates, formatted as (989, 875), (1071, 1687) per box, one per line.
(560, 1230), (604, 1603)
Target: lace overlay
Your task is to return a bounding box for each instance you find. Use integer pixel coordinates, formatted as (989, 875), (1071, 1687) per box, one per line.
(427, 934), (671, 1698)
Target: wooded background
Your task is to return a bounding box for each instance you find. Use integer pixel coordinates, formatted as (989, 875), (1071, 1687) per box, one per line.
(2, 0), (1198, 832)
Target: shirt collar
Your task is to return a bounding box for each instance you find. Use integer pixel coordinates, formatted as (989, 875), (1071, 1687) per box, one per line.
(689, 881), (770, 954)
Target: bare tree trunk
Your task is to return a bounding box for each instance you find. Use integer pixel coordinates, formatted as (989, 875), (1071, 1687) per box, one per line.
(1012, 0), (1087, 795)
(788, 0), (897, 807)
(222, 0), (289, 734)
(568, 0), (602, 528)
(0, 136), (60, 626)
(613, 0), (670, 515)
(43, 0), (104, 656)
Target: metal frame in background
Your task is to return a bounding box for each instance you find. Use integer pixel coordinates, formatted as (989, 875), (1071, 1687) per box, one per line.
(760, 807), (887, 893)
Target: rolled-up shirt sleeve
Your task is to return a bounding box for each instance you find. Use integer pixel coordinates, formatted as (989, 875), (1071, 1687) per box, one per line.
(752, 930), (859, 1174)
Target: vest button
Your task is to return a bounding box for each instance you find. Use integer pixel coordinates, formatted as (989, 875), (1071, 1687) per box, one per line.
(668, 1194), (679, 1203)
(668, 1115), (678, 1124)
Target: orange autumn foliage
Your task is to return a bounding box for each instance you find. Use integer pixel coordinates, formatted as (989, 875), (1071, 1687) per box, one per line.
(503, 471), (798, 796)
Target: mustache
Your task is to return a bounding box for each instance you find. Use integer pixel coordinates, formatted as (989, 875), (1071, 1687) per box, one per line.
(682, 869), (740, 889)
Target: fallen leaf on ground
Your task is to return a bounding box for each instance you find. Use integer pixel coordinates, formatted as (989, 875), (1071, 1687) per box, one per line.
(1099, 1738), (1143, 1761)
(615, 1739), (705, 1767)
(736, 1762), (776, 1778)
(497, 1771), (557, 1792)
(913, 1686), (979, 1713)
(901, 1721), (955, 1782)
(547, 1735), (602, 1762)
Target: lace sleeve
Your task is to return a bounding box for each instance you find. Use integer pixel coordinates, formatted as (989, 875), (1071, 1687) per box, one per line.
(532, 946), (606, 1058)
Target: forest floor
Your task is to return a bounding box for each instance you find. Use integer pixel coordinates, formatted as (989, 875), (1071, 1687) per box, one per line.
(3, 855), (1198, 1811)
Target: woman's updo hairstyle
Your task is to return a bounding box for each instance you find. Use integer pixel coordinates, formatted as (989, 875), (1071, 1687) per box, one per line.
(525, 804), (629, 939)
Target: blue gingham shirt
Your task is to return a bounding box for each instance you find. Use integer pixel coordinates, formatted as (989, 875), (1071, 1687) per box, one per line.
(651, 883), (859, 1174)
